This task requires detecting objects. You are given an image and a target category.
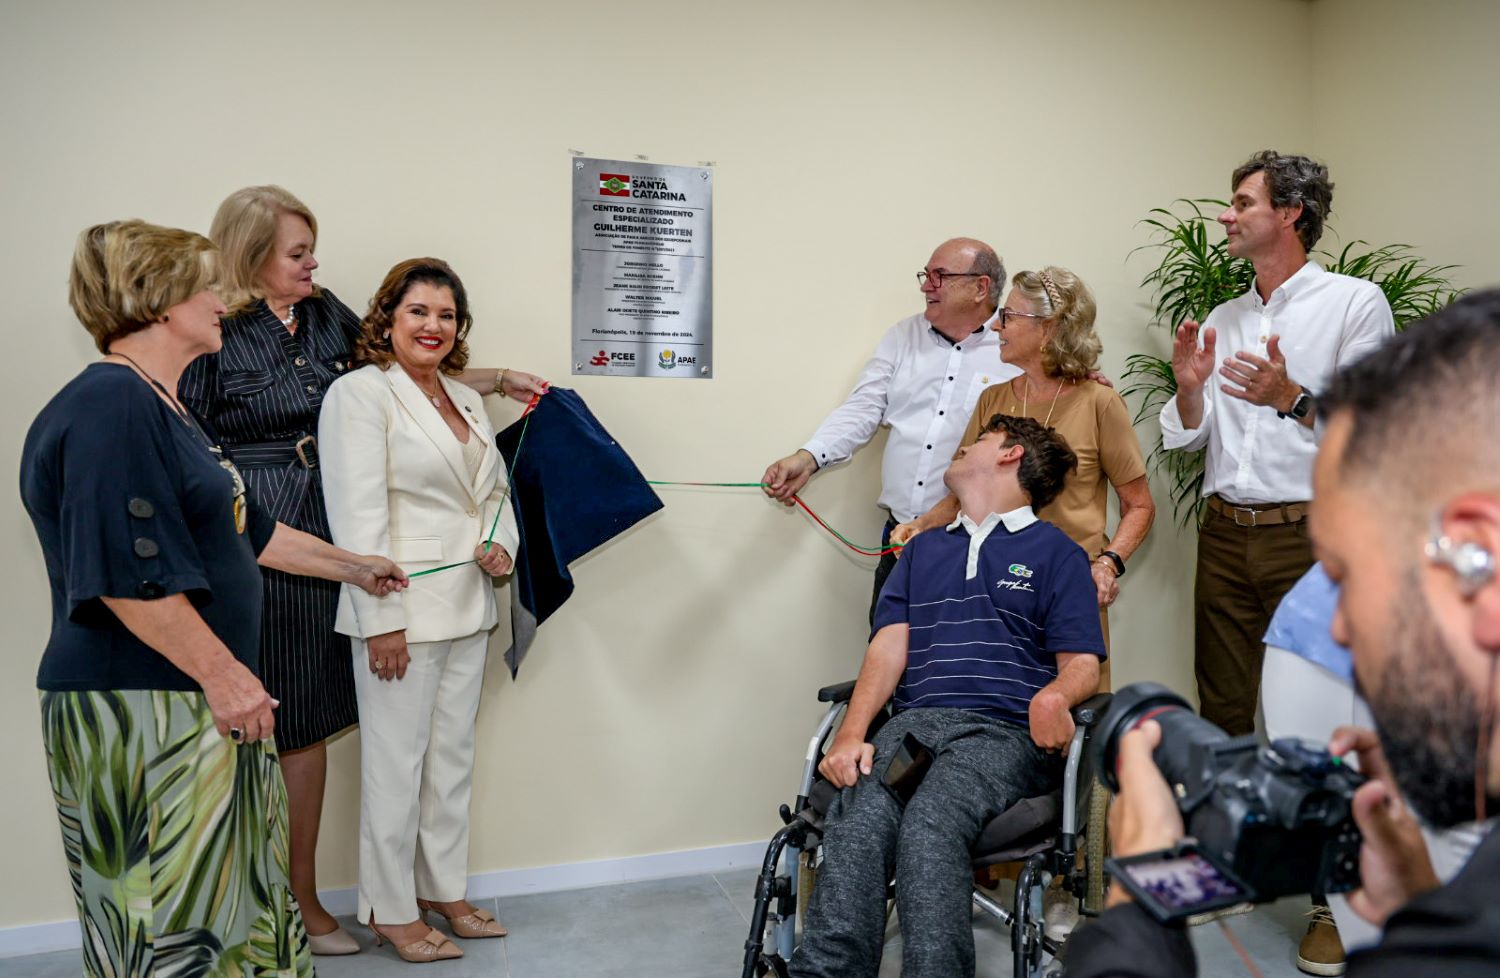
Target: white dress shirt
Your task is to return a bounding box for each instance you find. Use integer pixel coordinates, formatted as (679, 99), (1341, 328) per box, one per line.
(802, 311), (1019, 524)
(1158, 262), (1394, 504)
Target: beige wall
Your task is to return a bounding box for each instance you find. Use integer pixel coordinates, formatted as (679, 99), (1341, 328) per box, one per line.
(0, 0), (1491, 933)
(1310, 0), (1500, 292)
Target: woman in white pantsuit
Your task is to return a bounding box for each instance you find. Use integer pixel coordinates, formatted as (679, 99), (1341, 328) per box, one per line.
(320, 258), (525, 963)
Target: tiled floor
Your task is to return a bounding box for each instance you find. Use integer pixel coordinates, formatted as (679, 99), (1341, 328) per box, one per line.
(1, 869), (1321, 977)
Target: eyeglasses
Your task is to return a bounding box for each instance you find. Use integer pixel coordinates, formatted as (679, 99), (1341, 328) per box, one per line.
(999, 308), (1044, 327)
(917, 270), (983, 288)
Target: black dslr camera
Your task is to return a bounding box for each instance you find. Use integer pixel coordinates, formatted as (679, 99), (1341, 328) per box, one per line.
(1089, 682), (1365, 922)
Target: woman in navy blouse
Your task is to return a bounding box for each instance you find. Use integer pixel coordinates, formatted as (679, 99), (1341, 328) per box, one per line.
(179, 186), (546, 953)
(21, 220), (406, 976)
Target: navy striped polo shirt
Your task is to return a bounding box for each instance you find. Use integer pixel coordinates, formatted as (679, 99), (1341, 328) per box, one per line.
(873, 507), (1106, 728)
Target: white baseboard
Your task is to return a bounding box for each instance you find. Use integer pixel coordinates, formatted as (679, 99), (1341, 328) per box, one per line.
(0, 919), (88, 961)
(0, 840), (767, 959)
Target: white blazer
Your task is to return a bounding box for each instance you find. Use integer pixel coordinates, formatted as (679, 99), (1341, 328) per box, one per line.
(319, 364), (520, 644)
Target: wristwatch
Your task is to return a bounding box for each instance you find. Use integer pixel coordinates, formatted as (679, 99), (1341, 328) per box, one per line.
(1098, 550), (1126, 577)
(1278, 386), (1316, 421)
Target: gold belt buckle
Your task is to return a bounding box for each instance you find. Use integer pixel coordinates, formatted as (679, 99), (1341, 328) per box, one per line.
(294, 434), (317, 469)
(1232, 506), (1259, 528)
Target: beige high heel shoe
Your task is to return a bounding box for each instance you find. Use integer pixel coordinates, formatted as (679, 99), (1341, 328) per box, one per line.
(306, 923), (360, 956)
(369, 921), (464, 962)
(417, 898), (508, 938)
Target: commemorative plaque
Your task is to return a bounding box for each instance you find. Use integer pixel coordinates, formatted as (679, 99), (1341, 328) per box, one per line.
(572, 157), (713, 378)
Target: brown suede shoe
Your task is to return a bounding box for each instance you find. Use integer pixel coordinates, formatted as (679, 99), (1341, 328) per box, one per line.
(1296, 904), (1346, 976)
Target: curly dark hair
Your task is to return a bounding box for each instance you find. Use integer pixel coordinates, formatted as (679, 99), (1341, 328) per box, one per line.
(1231, 150), (1334, 251)
(353, 257), (472, 374)
(982, 414), (1078, 510)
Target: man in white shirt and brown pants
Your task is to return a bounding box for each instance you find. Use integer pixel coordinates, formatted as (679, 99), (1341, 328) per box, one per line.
(762, 238), (1018, 624)
(1159, 151), (1394, 740)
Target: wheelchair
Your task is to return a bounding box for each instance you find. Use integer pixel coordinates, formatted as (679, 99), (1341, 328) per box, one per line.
(742, 681), (1113, 978)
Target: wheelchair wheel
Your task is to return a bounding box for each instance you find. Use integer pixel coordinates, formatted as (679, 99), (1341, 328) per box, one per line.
(796, 851), (818, 929)
(1084, 773), (1110, 912)
(756, 955), (790, 978)
(1012, 854), (1047, 978)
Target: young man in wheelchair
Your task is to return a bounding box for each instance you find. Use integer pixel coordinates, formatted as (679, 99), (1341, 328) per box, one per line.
(790, 414), (1107, 978)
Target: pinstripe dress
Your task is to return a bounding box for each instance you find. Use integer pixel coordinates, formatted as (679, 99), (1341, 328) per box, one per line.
(180, 290), (362, 750)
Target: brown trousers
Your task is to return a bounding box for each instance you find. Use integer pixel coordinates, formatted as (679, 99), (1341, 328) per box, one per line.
(1193, 505), (1314, 736)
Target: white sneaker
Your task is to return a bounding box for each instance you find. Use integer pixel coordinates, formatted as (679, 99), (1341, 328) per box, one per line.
(1042, 888), (1080, 943)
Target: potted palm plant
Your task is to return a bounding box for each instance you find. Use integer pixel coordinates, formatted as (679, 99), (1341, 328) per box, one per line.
(1122, 198), (1464, 524)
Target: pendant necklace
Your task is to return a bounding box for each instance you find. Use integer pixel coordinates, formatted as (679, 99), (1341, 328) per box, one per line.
(1018, 374), (1070, 428)
(109, 352), (248, 533)
(406, 368), (445, 408)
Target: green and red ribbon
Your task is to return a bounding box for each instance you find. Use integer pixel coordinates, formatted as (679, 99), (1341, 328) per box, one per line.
(409, 392), (900, 580)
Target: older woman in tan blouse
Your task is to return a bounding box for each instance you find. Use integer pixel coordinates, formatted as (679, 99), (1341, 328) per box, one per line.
(893, 267), (1155, 689)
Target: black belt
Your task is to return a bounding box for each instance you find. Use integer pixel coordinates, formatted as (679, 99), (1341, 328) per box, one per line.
(230, 435), (319, 470)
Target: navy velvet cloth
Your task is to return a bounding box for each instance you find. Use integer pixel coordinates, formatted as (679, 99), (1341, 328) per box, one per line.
(496, 387), (663, 675)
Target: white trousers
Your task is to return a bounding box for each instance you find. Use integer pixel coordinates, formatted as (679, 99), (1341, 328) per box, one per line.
(352, 630), (491, 925)
(1261, 646), (1485, 951)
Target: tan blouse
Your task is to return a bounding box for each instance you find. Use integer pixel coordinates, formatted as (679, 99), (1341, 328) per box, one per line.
(958, 379), (1147, 560)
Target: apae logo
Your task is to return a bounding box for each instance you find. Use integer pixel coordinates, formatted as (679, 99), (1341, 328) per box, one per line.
(658, 349), (677, 369)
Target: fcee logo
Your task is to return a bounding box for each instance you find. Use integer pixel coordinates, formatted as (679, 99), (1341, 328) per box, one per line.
(590, 350), (609, 366)
(599, 173), (631, 197)
(658, 349), (676, 369)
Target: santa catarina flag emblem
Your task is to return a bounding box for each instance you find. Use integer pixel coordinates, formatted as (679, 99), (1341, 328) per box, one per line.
(599, 173), (631, 196)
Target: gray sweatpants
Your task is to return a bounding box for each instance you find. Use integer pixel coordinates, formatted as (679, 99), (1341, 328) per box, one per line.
(789, 708), (1060, 978)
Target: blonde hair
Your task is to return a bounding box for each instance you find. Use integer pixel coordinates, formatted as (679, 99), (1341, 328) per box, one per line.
(209, 185), (319, 314)
(68, 220), (218, 353)
(1011, 266), (1101, 380)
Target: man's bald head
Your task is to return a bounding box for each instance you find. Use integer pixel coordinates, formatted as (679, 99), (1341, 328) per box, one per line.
(938, 237), (1005, 305)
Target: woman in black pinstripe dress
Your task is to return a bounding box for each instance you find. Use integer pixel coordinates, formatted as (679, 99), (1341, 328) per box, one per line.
(181, 185), (547, 954)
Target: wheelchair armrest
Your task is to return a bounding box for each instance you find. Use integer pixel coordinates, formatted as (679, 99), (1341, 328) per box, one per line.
(1070, 692), (1113, 728)
(817, 680), (857, 704)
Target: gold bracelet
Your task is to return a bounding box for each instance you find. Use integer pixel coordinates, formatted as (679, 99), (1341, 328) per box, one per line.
(495, 368), (508, 394)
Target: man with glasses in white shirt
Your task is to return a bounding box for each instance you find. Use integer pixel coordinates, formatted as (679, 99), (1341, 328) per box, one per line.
(1158, 152), (1394, 739)
(762, 238), (1018, 625)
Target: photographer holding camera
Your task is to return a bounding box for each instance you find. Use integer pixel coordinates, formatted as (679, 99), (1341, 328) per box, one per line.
(1069, 291), (1500, 977)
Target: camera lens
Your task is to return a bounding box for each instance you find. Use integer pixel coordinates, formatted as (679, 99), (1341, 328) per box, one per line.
(1089, 682), (1228, 793)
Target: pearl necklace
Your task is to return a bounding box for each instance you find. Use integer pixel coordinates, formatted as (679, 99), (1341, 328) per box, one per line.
(274, 304), (296, 328)
(1017, 374), (1070, 428)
